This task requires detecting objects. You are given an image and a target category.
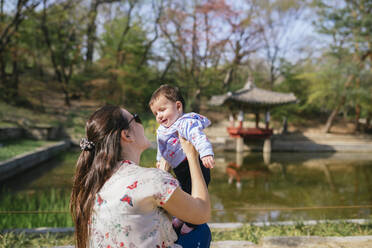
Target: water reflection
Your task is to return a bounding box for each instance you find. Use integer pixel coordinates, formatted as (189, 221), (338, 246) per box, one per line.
(210, 151), (372, 222)
(1, 149), (372, 223)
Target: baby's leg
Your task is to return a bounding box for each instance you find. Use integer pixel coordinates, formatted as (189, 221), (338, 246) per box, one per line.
(175, 223), (211, 247)
(173, 157), (210, 194)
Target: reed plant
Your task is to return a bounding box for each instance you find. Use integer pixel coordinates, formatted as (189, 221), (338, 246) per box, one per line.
(0, 189), (72, 229)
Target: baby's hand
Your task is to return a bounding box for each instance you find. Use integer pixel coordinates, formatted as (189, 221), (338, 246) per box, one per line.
(157, 158), (171, 172)
(201, 155), (215, 169)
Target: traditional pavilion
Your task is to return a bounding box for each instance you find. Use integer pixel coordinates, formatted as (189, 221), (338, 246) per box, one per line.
(209, 78), (297, 151)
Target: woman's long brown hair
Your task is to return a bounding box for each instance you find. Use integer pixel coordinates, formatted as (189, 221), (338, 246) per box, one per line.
(70, 105), (129, 248)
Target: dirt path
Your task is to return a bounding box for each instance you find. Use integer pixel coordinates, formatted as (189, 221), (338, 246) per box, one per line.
(211, 236), (372, 248)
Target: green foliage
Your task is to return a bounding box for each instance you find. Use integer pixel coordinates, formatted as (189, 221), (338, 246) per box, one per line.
(314, 0), (372, 56)
(94, 16), (159, 109)
(311, 0), (372, 122)
(1, 0), (371, 128)
(271, 60), (311, 122)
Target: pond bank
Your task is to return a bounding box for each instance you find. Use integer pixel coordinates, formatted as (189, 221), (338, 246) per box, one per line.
(2, 219), (372, 248)
(205, 122), (372, 152)
(0, 140), (70, 182)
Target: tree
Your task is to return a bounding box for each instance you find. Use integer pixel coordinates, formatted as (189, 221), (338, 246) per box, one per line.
(222, 0), (263, 91)
(159, 0), (234, 112)
(0, 0), (40, 102)
(313, 0), (372, 132)
(254, 0), (307, 89)
(85, 0), (123, 68)
(40, 0), (84, 106)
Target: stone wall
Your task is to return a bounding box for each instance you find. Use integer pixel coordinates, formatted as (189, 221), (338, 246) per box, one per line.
(0, 127), (24, 141)
(0, 125), (67, 141)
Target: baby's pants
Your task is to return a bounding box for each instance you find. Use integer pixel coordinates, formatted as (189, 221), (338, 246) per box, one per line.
(175, 223), (211, 248)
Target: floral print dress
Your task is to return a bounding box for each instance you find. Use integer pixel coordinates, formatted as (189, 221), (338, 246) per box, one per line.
(89, 160), (181, 248)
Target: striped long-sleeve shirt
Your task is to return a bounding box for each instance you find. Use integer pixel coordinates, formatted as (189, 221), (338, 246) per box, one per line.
(156, 112), (214, 169)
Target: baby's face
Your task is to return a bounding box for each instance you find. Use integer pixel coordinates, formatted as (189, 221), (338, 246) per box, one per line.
(150, 95), (182, 128)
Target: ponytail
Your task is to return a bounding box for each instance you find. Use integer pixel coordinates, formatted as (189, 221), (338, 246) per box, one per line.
(70, 105), (129, 248)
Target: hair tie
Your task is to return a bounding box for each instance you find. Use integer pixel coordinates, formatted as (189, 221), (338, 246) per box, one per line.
(80, 138), (95, 151)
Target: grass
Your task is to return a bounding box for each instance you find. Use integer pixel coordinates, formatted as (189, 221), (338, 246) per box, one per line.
(0, 139), (54, 162)
(1, 222), (372, 247)
(0, 102), (59, 128)
(0, 189), (72, 230)
(0, 232), (74, 248)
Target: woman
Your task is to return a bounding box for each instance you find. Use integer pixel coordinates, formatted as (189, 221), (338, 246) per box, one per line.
(70, 105), (211, 248)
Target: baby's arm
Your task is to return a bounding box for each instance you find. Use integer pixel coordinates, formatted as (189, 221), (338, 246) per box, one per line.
(180, 119), (214, 168)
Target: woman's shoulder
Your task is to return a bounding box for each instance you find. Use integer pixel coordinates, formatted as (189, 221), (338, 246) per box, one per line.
(101, 161), (177, 193)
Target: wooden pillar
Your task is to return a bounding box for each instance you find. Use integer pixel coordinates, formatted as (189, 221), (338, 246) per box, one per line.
(263, 138), (271, 153)
(265, 111), (270, 130)
(236, 136), (244, 153)
(255, 112), (259, 128)
(236, 149), (243, 167)
(229, 113), (235, 127)
(236, 110), (244, 152)
(263, 149), (271, 164)
(237, 110), (244, 129)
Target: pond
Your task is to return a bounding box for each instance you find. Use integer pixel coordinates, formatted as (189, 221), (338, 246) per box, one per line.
(1, 148), (372, 228)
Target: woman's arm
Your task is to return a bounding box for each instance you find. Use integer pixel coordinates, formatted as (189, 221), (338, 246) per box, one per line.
(162, 136), (211, 225)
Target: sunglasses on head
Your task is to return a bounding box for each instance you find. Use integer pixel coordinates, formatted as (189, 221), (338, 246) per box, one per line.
(128, 113), (142, 125)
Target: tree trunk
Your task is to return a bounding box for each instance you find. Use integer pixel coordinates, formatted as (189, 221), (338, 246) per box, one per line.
(115, 1), (135, 68)
(324, 73), (355, 133)
(323, 98), (344, 133)
(85, 1), (98, 67)
(0, 51), (6, 96)
(11, 54), (19, 100)
(366, 113), (371, 129)
(353, 77), (361, 132)
(159, 58), (173, 81)
(191, 89), (201, 113)
(63, 88), (70, 106)
(0, 0), (4, 21)
(354, 104), (361, 132)
(41, 2), (71, 107)
(223, 67), (233, 89)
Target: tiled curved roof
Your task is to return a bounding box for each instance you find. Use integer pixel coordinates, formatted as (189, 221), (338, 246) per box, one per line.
(209, 81), (298, 108)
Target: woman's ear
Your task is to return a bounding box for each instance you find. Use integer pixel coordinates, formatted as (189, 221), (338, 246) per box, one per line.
(121, 130), (133, 143)
(176, 101), (183, 113)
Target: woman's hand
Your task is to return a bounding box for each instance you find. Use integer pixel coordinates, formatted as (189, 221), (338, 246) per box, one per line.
(156, 158), (171, 172)
(179, 134), (198, 160)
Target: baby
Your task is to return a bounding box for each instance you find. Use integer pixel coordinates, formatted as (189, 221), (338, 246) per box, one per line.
(149, 84), (215, 235)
